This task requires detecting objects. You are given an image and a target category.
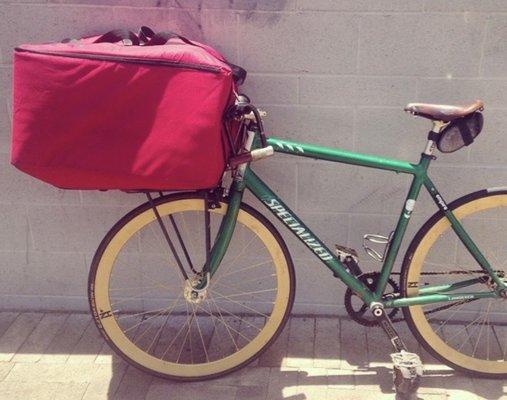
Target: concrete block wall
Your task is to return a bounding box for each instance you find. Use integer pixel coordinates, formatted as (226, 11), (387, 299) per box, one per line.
(0, 0), (506, 314)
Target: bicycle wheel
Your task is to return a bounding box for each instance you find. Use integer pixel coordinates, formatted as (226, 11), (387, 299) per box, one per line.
(401, 189), (507, 378)
(89, 193), (295, 380)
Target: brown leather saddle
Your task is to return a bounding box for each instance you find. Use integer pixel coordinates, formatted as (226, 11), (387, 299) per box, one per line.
(404, 100), (484, 122)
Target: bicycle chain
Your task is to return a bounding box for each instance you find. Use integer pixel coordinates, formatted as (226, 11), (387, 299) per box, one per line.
(345, 269), (502, 326)
(389, 269), (501, 322)
(390, 269), (505, 277)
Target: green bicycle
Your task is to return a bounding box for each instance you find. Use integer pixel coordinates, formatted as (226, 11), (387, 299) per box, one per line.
(88, 97), (506, 392)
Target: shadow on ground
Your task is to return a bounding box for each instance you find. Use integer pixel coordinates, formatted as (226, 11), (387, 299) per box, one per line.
(0, 312), (504, 400)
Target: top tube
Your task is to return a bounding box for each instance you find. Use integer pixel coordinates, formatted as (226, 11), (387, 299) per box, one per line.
(266, 136), (421, 175)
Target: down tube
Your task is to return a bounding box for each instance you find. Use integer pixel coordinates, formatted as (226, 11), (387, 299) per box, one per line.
(244, 168), (375, 303)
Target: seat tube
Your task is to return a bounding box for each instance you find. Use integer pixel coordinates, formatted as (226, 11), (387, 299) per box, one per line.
(373, 156), (431, 300)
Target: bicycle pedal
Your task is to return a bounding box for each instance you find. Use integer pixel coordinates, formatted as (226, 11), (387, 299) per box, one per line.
(363, 232), (394, 262)
(335, 244), (359, 262)
(335, 245), (362, 276)
(391, 351), (423, 396)
(391, 351), (423, 378)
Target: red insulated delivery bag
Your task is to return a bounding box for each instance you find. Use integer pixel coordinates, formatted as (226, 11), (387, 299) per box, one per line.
(11, 28), (245, 190)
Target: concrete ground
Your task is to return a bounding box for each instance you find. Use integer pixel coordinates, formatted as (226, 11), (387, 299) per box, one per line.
(0, 312), (504, 400)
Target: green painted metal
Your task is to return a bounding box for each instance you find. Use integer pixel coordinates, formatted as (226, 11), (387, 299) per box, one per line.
(423, 177), (507, 291)
(208, 179), (245, 278)
(417, 277), (487, 295)
(204, 132), (504, 309)
(384, 291), (497, 308)
(373, 157), (431, 300)
(244, 167), (375, 303)
(267, 136), (418, 174)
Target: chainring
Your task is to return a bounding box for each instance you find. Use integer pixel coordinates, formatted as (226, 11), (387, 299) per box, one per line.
(344, 272), (400, 327)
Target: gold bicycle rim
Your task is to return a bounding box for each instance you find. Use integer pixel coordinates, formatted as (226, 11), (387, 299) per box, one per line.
(407, 194), (507, 374)
(93, 199), (291, 377)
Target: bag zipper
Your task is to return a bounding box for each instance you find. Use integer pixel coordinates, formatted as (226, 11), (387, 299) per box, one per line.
(15, 47), (222, 74)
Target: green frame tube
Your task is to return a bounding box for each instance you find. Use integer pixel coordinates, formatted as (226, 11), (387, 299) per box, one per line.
(417, 277), (488, 295)
(207, 135), (504, 308)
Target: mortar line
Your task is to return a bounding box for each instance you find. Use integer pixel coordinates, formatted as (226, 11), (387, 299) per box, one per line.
(34, 3), (507, 15)
(477, 16), (489, 78)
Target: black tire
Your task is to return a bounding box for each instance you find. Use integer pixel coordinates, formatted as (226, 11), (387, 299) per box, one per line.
(88, 192), (295, 380)
(401, 188), (507, 378)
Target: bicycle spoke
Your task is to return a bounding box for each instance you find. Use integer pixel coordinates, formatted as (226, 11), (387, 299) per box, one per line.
(199, 299), (243, 360)
(212, 259), (273, 284)
(110, 287), (158, 308)
(117, 303), (179, 321)
(503, 327), (507, 360)
(92, 196), (293, 377)
(209, 304), (263, 334)
(237, 316), (265, 347)
(445, 303), (490, 347)
(176, 316), (194, 362)
(176, 302), (195, 363)
(213, 234), (259, 282)
(111, 275), (175, 308)
(442, 323), (474, 353)
(212, 279), (276, 304)
(110, 284), (171, 292)
(211, 287), (277, 300)
(212, 273), (276, 290)
(471, 299), (493, 358)
(191, 303), (210, 363)
(129, 294), (183, 337)
(208, 295), (240, 351)
(145, 306), (174, 354)
(210, 289), (270, 319)
(160, 301), (192, 361)
(501, 326), (507, 360)
(432, 300), (471, 334)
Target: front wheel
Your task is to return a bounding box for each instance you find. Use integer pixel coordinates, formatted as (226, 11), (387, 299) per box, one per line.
(88, 193), (295, 380)
(401, 188), (507, 378)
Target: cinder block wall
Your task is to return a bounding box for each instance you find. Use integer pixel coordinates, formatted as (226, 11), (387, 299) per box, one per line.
(0, 0), (506, 314)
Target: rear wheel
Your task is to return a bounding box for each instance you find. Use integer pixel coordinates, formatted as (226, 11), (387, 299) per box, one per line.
(401, 189), (507, 378)
(88, 193), (295, 380)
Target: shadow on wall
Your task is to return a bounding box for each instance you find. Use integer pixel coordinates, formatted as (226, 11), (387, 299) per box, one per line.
(0, 311), (504, 400)
(171, 0), (288, 40)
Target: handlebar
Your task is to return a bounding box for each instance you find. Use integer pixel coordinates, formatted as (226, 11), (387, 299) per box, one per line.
(229, 146), (274, 168)
(243, 110), (267, 121)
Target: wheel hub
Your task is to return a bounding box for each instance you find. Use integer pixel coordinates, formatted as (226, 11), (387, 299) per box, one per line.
(183, 275), (208, 304)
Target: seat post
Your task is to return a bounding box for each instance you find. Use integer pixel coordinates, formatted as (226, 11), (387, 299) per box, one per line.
(423, 120), (447, 156)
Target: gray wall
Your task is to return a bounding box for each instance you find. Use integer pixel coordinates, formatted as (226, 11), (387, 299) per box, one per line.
(0, 0), (506, 314)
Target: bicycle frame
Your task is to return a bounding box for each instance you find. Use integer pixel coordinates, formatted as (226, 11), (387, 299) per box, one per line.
(207, 135), (505, 309)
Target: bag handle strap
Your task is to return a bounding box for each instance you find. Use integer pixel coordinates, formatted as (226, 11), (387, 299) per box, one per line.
(227, 63), (247, 85)
(141, 26), (247, 84)
(146, 30), (196, 47)
(68, 26), (247, 84)
(94, 29), (140, 45)
(138, 26), (155, 44)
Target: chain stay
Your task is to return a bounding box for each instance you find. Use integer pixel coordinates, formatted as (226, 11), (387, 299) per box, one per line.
(346, 269), (498, 325)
